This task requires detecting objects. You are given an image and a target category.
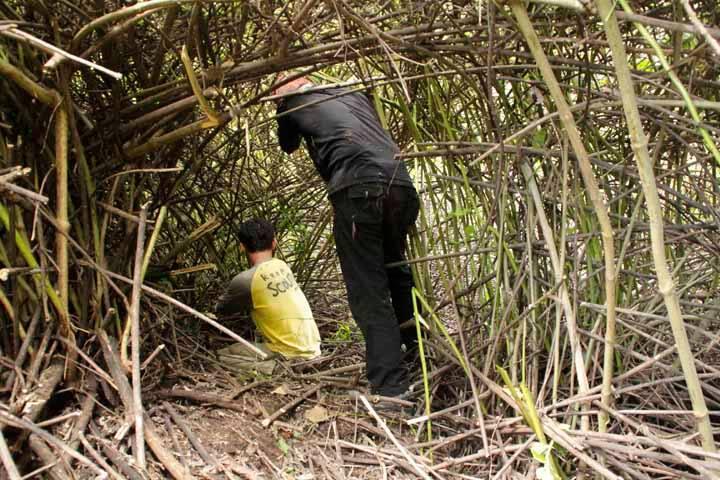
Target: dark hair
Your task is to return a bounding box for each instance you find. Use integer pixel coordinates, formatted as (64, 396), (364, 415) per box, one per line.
(237, 219), (275, 253)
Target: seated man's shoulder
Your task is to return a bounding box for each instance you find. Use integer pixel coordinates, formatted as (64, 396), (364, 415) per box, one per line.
(229, 266), (258, 288)
(235, 265), (258, 279)
(216, 266), (257, 315)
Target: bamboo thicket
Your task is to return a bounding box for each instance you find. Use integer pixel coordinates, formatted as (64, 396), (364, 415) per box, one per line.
(0, 0), (719, 477)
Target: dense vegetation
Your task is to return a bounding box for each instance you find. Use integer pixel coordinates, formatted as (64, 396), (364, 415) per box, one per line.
(1, 0), (719, 477)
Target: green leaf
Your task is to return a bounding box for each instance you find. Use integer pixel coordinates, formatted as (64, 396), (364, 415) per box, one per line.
(449, 207), (470, 218)
(537, 465), (555, 480)
(277, 437), (290, 455)
(532, 129), (547, 148)
(530, 442), (550, 463)
(636, 57), (655, 73)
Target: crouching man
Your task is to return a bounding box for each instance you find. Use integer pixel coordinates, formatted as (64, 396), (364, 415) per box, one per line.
(215, 219), (321, 375)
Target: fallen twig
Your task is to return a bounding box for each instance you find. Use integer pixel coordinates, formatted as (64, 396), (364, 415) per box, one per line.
(164, 402), (235, 479)
(354, 392), (434, 480)
(77, 432), (125, 480)
(261, 383), (324, 427)
(0, 428), (21, 480)
(155, 388), (247, 412)
(97, 331), (191, 480)
(0, 409), (107, 478)
(88, 423), (144, 480)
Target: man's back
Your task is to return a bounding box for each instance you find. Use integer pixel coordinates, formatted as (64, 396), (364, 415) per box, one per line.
(217, 258), (320, 359)
(277, 87), (413, 194)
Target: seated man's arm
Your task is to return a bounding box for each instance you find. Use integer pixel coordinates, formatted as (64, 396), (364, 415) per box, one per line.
(215, 270), (253, 316)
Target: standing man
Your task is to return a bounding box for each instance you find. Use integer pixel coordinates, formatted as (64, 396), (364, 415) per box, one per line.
(273, 76), (419, 398)
(216, 218), (321, 364)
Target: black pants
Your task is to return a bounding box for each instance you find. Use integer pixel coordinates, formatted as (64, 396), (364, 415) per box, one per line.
(330, 183), (420, 396)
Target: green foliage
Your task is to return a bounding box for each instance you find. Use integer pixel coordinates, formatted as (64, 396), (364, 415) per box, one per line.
(331, 321), (358, 342)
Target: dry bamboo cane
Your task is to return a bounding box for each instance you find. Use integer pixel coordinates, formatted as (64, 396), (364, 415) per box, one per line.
(595, 0), (716, 454)
(355, 394), (433, 480)
(0, 410), (107, 478)
(130, 203), (149, 470)
(0, 428), (21, 480)
(0, 57), (77, 357)
(0, 59), (79, 374)
(510, 0), (618, 434)
(71, 0), (200, 51)
(679, 0), (720, 57)
(0, 57), (59, 105)
(55, 97), (78, 378)
(520, 160), (590, 405)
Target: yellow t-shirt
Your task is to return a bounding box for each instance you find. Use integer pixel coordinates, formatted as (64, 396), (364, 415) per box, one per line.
(217, 258), (321, 359)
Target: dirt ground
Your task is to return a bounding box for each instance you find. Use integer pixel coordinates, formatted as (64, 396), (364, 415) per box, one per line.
(89, 340), (430, 480)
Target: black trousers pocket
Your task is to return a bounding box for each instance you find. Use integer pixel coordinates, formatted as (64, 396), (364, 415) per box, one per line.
(347, 183), (384, 224)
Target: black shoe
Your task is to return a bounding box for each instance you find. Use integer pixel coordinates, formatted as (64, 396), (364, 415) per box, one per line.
(349, 390), (416, 414)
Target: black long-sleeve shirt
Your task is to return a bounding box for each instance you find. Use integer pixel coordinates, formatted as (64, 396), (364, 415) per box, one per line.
(276, 87), (414, 194)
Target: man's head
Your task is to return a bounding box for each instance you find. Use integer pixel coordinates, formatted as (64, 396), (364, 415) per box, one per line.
(237, 218), (276, 253)
(272, 73), (313, 98)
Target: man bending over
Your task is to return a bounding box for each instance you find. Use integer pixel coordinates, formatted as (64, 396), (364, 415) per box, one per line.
(273, 76), (419, 398)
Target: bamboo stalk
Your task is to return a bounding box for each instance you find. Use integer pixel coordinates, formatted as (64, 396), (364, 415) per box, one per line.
(130, 203), (149, 470)
(124, 114), (228, 158)
(0, 410), (107, 478)
(520, 161), (590, 396)
(89, 425), (145, 480)
(595, 0), (716, 454)
(355, 393), (433, 480)
(71, 0), (200, 50)
(0, 57), (59, 105)
(149, 6), (179, 84)
(509, 0), (618, 434)
(1, 28), (122, 79)
(163, 402), (227, 475)
(615, 11), (720, 39)
(54, 96), (78, 378)
(679, 0), (720, 57)
(76, 432), (125, 480)
(616, 0), (720, 166)
(0, 429), (21, 480)
(97, 332), (191, 480)
(28, 434), (72, 480)
(180, 45), (221, 126)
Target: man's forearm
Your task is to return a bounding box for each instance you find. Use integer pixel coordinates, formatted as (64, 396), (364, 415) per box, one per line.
(215, 292), (244, 316)
(277, 114), (301, 153)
